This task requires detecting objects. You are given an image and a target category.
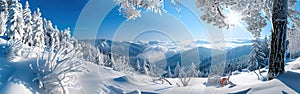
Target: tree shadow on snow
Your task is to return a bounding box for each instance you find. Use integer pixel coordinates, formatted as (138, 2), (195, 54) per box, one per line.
(9, 60), (45, 94)
(0, 55), (43, 93)
(0, 61), (14, 91)
(277, 71), (300, 92)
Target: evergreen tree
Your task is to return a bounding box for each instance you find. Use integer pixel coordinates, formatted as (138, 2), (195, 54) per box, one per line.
(262, 36), (270, 58)
(189, 62), (199, 77)
(0, 0), (7, 13)
(166, 66), (172, 78)
(44, 19), (55, 48)
(174, 62), (181, 77)
(32, 8), (44, 47)
(53, 25), (61, 49)
(23, 1), (33, 45)
(287, 25), (300, 59)
(62, 27), (71, 41)
(142, 60), (149, 75)
(5, 0), (24, 40)
(248, 38), (266, 71)
(136, 59), (141, 72)
(261, 36), (270, 66)
(0, 0), (8, 36)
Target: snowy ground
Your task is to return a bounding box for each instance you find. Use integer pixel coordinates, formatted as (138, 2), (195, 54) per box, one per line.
(81, 59), (300, 94)
(0, 39), (300, 94)
(74, 58), (300, 94)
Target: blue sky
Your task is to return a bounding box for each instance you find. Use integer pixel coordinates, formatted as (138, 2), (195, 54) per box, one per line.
(20, 0), (300, 41)
(20, 0), (88, 31)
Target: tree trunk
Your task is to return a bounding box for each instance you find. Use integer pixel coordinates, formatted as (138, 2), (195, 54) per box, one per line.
(267, 0), (288, 80)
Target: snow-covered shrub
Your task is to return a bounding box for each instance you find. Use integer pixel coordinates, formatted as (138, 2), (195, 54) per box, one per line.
(112, 55), (133, 73)
(6, 39), (43, 61)
(177, 67), (192, 87)
(80, 42), (104, 65)
(30, 38), (85, 94)
(5, 39), (22, 61)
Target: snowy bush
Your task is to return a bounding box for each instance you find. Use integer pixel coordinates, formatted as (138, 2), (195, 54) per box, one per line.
(112, 55), (134, 73)
(6, 39), (45, 62)
(5, 40), (22, 60)
(80, 42), (104, 65)
(5, 39), (37, 61)
(30, 39), (85, 94)
(176, 67), (192, 87)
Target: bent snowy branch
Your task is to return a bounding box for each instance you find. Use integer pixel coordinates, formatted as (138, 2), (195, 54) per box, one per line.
(30, 38), (85, 94)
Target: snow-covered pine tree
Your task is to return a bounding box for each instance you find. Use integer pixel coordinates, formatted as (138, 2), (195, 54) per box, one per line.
(248, 50), (258, 71)
(95, 48), (104, 65)
(248, 38), (266, 71)
(174, 62), (181, 77)
(0, 0), (7, 13)
(5, 0), (24, 40)
(256, 40), (267, 68)
(60, 27), (72, 53)
(287, 24), (300, 59)
(32, 8), (45, 47)
(136, 59), (141, 72)
(166, 66), (172, 78)
(79, 41), (104, 65)
(262, 36), (270, 59)
(142, 60), (149, 75)
(190, 62), (199, 77)
(53, 25), (61, 49)
(23, 1), (33, 45)
(261, 36), (270, 67)
(0, 12), (6, 36)
(0, 0), (8, 36)
(62, 27), (71, 41)
(43, 19), (55, 48)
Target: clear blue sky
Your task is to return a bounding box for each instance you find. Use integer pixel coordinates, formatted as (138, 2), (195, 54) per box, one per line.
(20, 0), (300, 41)
(20, 0), (88, 31)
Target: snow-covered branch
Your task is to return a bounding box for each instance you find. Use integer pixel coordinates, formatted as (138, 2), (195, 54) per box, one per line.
(30, 38), (85, 94)
(114, 0), (181, 20)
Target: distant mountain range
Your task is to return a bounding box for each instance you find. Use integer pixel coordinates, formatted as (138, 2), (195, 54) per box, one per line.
(80, 39), (253, 76)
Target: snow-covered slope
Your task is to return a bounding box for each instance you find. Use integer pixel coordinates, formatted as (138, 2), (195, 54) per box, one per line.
(1, 37), (300, 94)
(73, 58), (300, 94)
(1, 47), (300, 94)
(85, 58), (300, 94)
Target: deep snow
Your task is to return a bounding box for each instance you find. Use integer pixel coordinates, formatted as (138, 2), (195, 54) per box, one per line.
(0, 38), (300, 94)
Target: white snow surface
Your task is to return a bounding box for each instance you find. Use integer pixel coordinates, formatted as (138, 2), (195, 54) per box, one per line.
(0, 41), (300, 94)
